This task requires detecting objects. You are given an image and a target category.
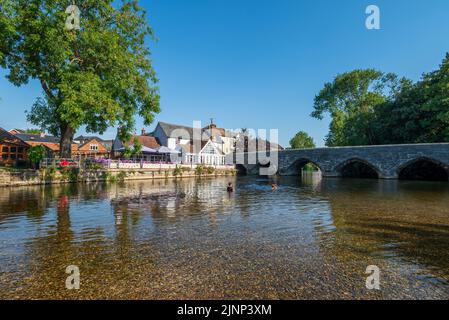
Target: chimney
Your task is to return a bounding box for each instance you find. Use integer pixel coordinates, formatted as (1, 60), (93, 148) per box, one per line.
(209, 118), (215, 141)
(141, 128), (146, 136)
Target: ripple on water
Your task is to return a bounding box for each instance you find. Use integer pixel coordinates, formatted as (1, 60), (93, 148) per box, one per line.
(0, 177), (449, 299)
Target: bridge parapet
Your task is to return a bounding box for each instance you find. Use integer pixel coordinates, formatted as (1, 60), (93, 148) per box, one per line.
(237, 143), (449, 180)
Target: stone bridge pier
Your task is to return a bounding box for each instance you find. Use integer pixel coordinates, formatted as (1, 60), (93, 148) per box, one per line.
(236, 143), (449, 181)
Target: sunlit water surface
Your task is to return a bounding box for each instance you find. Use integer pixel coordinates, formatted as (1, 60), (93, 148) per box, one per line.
(1, 175), (448, 299)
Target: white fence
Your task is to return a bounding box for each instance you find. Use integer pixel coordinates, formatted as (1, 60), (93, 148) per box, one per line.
(107, 161), (233, 170)
(40, 158), (235, 171)
(40, 158), (81, 168)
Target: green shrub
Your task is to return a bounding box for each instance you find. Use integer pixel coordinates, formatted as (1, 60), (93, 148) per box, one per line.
(195, 165), (205, 176)
(303, 163), (319, 172)
(86, 163), (103, 170)
(60, 167), (79, 182)
(102, 172), (117, 183)
(116, 171), (127, 182)
(173, 166), (183, 177)
(44, 166), (56, 181)
(28, 145), (46, 169)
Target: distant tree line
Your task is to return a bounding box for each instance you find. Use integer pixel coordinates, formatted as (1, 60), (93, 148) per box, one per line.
(311, 53), (449, 147)
(289, 131), (315, 149)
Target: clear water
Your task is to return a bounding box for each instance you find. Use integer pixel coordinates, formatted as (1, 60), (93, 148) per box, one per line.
(0, 175), (448, 299)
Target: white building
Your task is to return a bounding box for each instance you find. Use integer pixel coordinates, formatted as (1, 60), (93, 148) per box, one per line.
(151, 121), (237, 166)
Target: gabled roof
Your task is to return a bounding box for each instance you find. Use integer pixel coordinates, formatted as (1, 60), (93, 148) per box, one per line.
(178, 140), (224, 155)
(199, 140), (224, 155)
(8, 128), (26, 134)
(134, 136), (161, 149)
(15, 133), (60, 144)
(157, 121), (237, 140)
(0, 128), (29, 146)
(157, 122), (194, 139)
(75, 135), (107, 142)
(14, 133), (81, 152)
(78, 137), (105, 149)
(113, 135), (161, 151)
(202, 125), (237, 139)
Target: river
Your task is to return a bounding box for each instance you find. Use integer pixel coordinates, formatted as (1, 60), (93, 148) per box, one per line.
(0, 175), (448, 299)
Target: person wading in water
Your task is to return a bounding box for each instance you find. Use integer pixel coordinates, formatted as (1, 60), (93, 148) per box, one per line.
(227, 183), (234, 193)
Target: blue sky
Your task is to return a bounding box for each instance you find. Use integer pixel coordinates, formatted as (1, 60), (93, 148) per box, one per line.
(1, 0), (449, 147)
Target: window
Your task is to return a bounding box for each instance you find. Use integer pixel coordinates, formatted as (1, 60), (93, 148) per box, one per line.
(10, 154), (16, 160)
(2, 154), (8, 160)
(18, 148), (24, 153)
(10, 147), (17, 153)
(2, 146), (9, 153)
(90, 144), (99, 151)
(202, 143), (217, 155)
(18, 154), (24, 160)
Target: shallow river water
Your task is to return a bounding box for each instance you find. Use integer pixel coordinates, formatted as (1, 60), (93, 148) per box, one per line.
(0, 175), (448, 299)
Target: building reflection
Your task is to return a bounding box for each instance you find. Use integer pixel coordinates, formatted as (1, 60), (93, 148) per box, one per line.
(1, 176), (449, 298)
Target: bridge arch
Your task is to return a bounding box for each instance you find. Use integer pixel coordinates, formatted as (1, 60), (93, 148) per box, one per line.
(284, 158), (323, 176)
(335, 158), (381, 179)
(397, 157), (449, 182)
(235, 164), (248, 176)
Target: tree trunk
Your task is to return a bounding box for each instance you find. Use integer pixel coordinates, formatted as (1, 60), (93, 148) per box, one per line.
(60, 123), (75, 159)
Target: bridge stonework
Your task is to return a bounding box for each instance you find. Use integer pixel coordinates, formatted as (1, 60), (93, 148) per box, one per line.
(239, 143), (449, 180)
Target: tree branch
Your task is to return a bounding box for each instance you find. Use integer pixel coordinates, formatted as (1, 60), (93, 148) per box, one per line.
(40, 78), (55, 100)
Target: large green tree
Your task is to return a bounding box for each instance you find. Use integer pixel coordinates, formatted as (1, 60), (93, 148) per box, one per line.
(311, 69), (410, 146)
(0, 0), (160, 157)
(375, 54), (449, 144)
(289, 131), (315, 149)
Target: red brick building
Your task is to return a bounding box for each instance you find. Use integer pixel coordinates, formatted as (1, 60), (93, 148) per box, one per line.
(0, 128), (30, 167)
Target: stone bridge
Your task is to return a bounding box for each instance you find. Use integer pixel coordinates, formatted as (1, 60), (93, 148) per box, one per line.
(235, 143), (449, 181)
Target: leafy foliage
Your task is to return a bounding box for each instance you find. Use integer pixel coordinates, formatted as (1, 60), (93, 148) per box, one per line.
(289, 131), (315, 149)
(311, 54), (449, 146)
(0, 0), (160, 157)
(173, 165), (182, 177)
(311, 69), (409, 146)
(375, 53), (449, 144)
(60, 167), (79, 182)
(25, 128), (43, 134)
(195, 165), (205, 176)
(27, 145), (46, 167)
(123, 137), (142, 158)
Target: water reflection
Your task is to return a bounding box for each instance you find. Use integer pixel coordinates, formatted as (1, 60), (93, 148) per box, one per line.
(0, 176), (448, 299)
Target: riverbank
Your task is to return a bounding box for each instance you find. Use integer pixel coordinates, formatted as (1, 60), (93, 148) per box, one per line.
(0, 165), (237, 187)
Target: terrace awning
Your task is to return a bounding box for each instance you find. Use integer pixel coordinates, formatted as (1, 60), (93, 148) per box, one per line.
(118, 145), (158, 153)
(157, 146), (181, 154)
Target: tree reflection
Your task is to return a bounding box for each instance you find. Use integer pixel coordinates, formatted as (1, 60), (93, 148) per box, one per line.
(320, 179), (449, 282)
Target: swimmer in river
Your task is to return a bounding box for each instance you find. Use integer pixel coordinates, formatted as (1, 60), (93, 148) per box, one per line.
(272, 184), (278, 191)
(227, 183), (234, 193)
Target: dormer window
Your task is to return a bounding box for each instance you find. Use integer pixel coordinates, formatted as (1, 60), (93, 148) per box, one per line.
(90, 144), (99, 151)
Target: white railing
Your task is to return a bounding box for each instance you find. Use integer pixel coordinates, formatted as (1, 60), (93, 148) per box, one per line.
(40, 158), (81, 168)
(183, 153), (227, 166)
(40, 158), (235, 170)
